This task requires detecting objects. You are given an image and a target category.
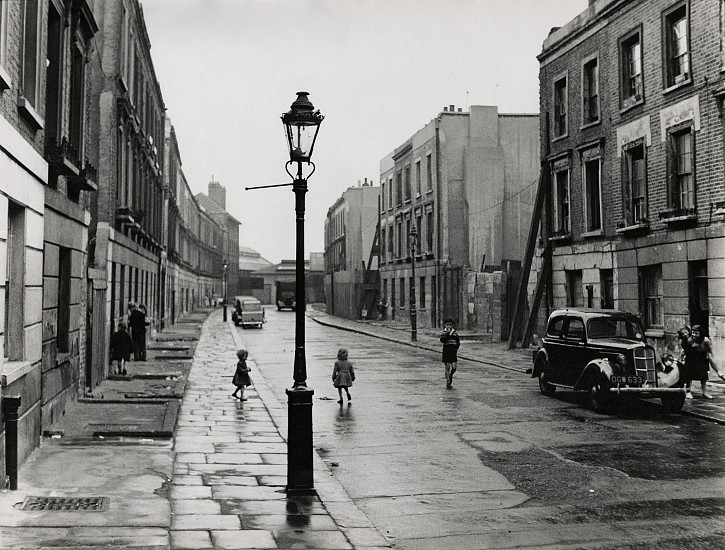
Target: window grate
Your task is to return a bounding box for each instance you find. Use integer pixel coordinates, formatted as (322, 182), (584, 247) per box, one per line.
(20, 496), (109, 512)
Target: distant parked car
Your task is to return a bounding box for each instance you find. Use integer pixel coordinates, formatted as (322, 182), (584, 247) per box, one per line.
(231, 296), (265, 329)
(532, 308), (686, 414)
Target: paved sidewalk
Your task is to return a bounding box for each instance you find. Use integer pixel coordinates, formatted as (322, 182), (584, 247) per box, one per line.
(307, 308), (725, 425)
(169, 309), (391, 549)
(0, 309), (391, 549)
(0, 312), (211, 549)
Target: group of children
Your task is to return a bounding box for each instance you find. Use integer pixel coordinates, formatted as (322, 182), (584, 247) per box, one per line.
(229, 316), (461, 402)
(674, 324), (725, 399)
(108, 303), (149, 376)
(230, 347), (358, 403)
(109, 303), (150, 375)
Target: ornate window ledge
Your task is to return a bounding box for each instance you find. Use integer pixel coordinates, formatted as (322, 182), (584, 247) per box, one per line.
(659, 208), (696, 226)
(582, 229), (604, 239)
(548, 231), (572, 244)
(17, 96), (44, 130)
(46, 137), (82, 178)
(616, 219), (649, 235)
(1, 361), (35, 387)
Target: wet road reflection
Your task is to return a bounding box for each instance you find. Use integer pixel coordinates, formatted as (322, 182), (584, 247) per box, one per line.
(238, 310), (725, 549)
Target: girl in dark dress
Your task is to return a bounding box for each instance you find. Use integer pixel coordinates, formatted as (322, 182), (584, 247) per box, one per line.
(232, 349), (252, 400)
(687, 325), (724, 399)
(440, 317), (460, 388)
(109, 322), (134, 375)
(332, 348), (355, 404)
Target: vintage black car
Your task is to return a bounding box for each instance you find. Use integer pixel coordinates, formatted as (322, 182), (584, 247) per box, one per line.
(532, 308), (686, 414)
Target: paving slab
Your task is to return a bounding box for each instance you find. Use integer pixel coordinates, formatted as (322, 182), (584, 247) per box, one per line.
(170, 529), (213, 549)
(171, 513), (242, 530)
(164, 309), (392, 548)
(210, 529), (277, 549)
(0, 527), (169, 548)
(172, 499), (222, 514)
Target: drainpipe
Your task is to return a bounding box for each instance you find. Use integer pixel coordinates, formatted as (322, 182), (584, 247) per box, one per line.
(435, 118), (442, 327)
(2, 396), (21, 490)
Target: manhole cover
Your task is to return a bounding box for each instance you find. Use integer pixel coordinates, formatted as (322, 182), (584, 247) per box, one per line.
(20, 496), (109, 511)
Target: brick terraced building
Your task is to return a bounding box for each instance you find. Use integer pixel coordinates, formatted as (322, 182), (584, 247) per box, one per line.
(538, 0), (725, 358)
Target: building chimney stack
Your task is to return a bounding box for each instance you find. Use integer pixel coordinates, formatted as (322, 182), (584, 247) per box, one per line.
(208, 177), (226, 209)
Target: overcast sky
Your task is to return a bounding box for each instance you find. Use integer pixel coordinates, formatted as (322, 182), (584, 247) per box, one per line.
(141, 0), (587, 264)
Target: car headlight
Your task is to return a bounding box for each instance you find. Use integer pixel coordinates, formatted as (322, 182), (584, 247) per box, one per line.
(613, 354), (628, 373)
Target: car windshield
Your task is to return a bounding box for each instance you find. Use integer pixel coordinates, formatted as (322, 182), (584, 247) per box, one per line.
(243, 302), (261, 312)
(587, 316), (643, 340)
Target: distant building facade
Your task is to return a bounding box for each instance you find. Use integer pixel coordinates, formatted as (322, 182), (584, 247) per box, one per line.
(90, 0), (167, 375)
(44, 0), (99, 425)
(195, 179), (241, 299)
(254, 257), (325, 306)
(324, 179), (380, 319)
(0, 0), (241, 482)
(164, 120), (225, 320)
(379, 105), (539, 329)
(539, 0), (725, 357)
(238, 246), (273, 301)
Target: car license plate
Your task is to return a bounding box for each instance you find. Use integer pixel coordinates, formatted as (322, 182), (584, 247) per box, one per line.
(610, 375), (643, 385)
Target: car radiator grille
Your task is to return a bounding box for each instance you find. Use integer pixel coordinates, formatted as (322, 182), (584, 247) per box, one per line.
(634, 347), (657, 385)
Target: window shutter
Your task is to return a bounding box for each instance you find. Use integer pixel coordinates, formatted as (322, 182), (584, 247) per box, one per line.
(621, 152), (632, 225)
(666, 134), (678, 208)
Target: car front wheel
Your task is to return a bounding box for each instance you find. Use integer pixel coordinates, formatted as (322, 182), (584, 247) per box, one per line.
(590, 380), (616, 414)
(538, 369), (556, 396)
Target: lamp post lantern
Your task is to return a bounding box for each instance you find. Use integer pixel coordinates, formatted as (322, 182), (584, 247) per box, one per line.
(409, 223), (418, 341)
(222, 262), (228, 322)
(281, 91), (323, 495)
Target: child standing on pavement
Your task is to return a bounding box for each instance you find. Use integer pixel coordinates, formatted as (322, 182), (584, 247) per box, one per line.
(232, 349), (252, 401)
(687, 325), (725, 399)
(440, 317), (460, 389)
(332, 348), (355, 404)
(109, 321), (134, 375)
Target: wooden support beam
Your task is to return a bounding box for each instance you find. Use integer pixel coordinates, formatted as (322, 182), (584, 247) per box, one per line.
(521, 246), (551, 349)
(508, 163), (549, 350)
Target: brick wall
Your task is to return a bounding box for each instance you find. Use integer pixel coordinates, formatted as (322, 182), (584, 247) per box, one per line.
(538, 0), (725, 358)
(0, 0), (48, 153)
(541, 0), (724, 239)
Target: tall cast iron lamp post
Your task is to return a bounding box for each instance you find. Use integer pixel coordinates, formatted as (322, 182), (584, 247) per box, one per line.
(282, 91), (323, 494)
(222, 262), (228, 322)
(409, 223), (418, 341)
